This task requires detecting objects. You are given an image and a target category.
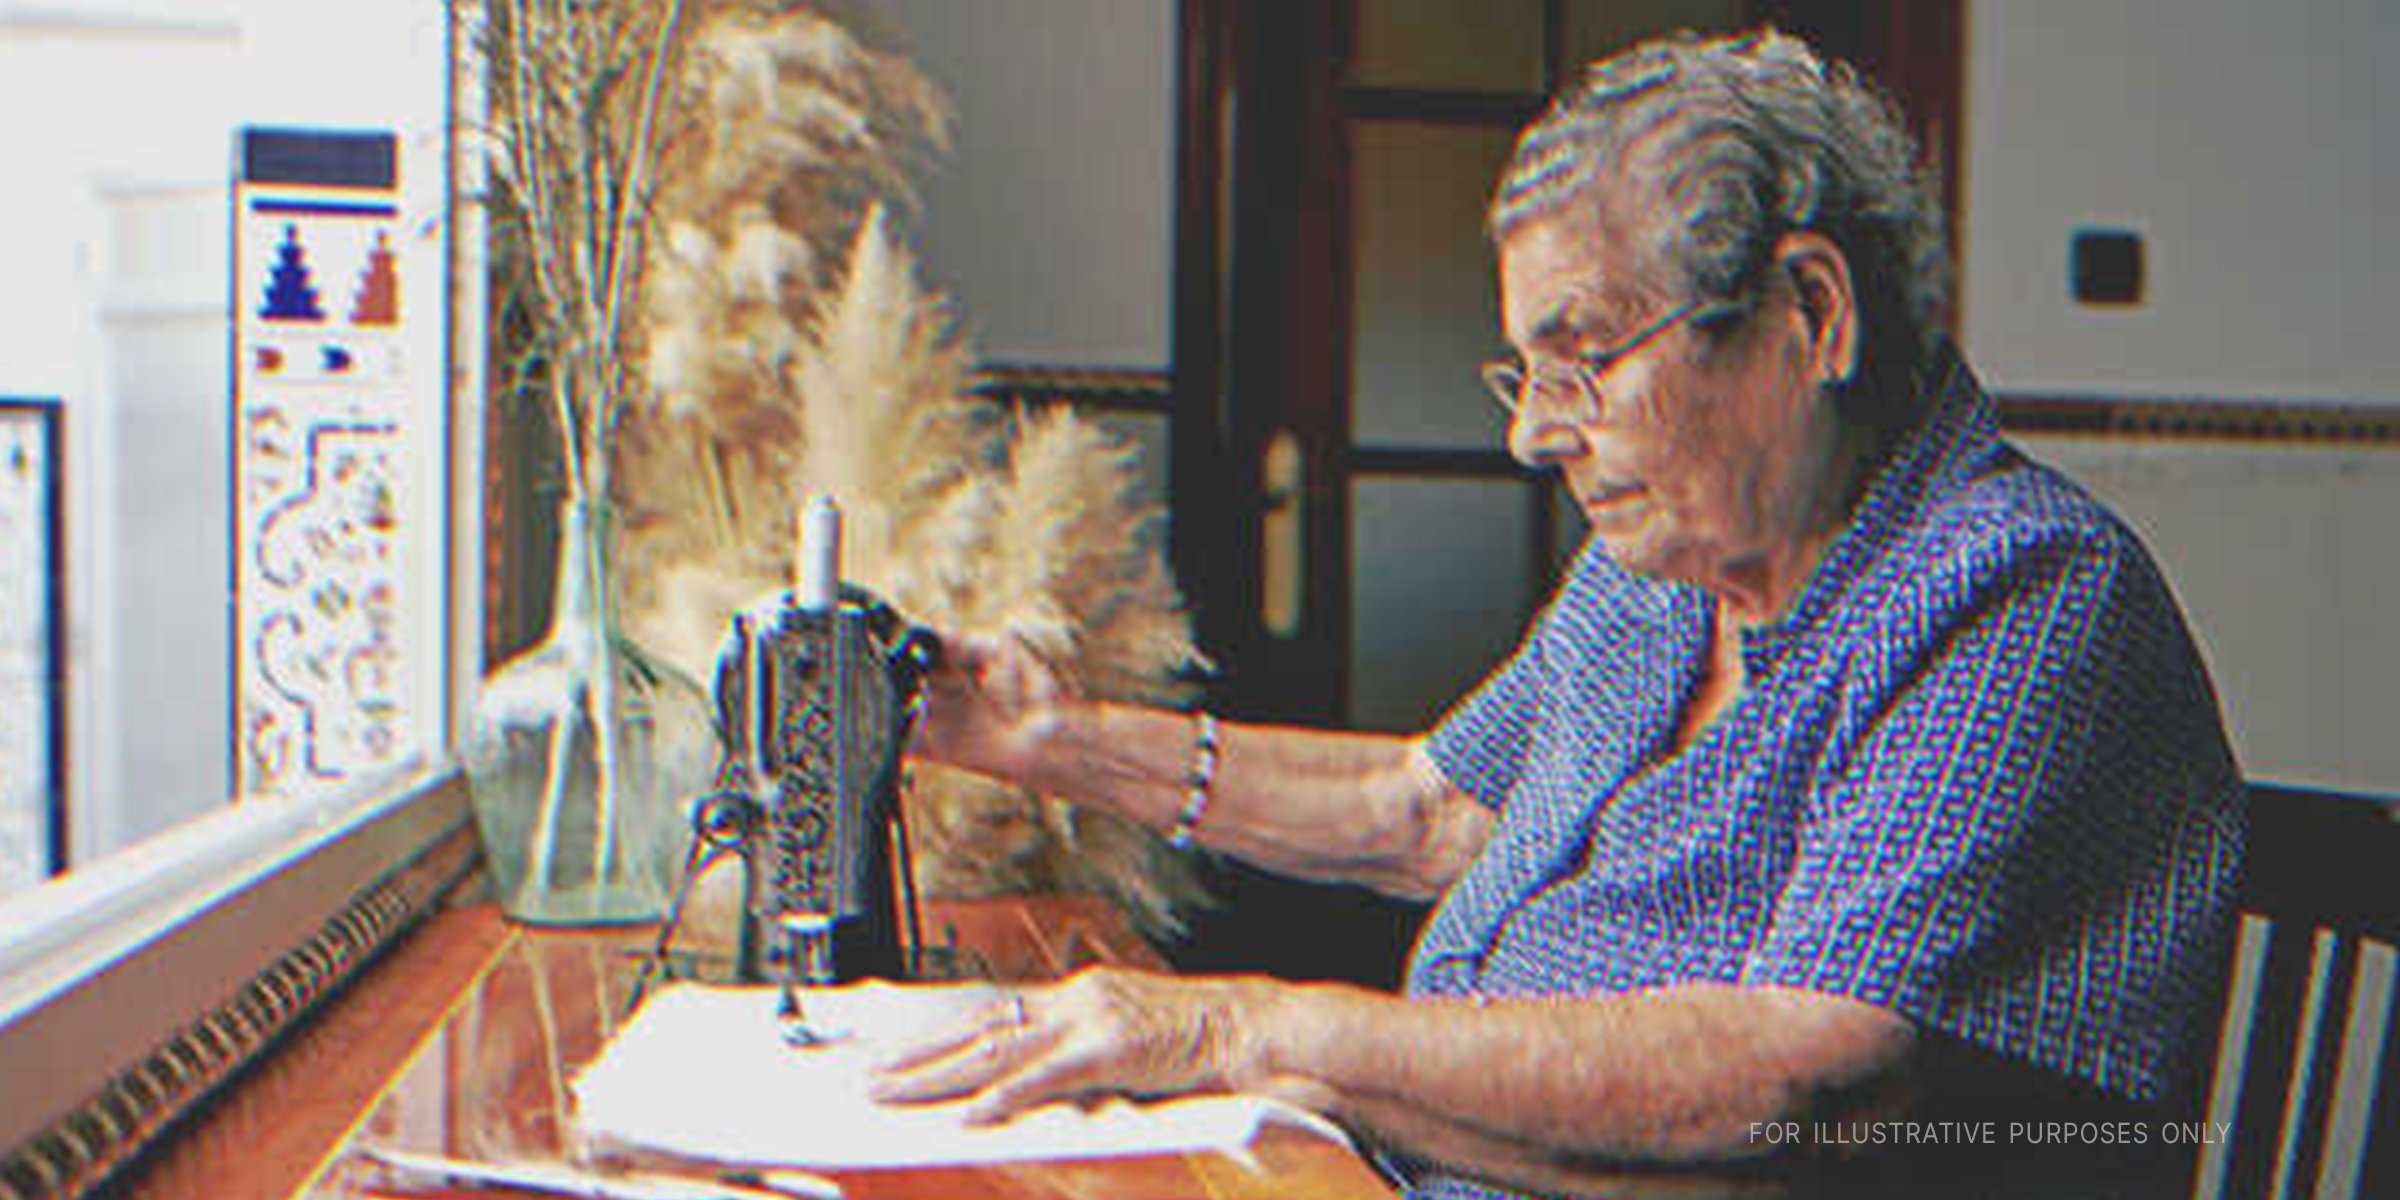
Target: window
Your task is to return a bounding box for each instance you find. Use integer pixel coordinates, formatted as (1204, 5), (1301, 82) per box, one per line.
(0, 0), (467, 892)
(0, 0), (475, 1170)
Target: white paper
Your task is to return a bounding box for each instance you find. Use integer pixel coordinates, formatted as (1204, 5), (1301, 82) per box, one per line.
(571, 982), (1344, 1170)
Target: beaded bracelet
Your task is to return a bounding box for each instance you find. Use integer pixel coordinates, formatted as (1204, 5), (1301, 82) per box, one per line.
(1167, 711), (1222, 850)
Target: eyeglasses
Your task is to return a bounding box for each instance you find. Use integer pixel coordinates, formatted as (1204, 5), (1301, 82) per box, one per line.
(1479, 299), (1741, 424)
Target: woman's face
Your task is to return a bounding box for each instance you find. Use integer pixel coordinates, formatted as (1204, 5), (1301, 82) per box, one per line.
(1494, 207), (1859, 611)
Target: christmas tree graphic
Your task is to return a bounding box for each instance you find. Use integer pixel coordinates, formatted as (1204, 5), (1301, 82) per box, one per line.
(261, 224), (324, 322)
(349, 231), (399, 327)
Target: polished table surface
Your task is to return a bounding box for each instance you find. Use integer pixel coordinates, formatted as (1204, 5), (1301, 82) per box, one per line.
(119, 895), (1397, 1200)
(107, 891), (2206, 1200)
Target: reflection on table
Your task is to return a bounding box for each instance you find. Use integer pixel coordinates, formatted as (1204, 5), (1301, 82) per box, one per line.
(119, 895), (1397, 1200)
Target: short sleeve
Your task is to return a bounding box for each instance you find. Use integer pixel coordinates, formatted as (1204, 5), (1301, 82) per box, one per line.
(1425, 540), (1689, 814)
(1740, 521), (2242, 1103)
(1424, 630), (1544, 810)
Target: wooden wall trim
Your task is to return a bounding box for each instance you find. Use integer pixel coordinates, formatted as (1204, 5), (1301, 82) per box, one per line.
(1999, 394), (2400, 446)
(971, 363), (1175, 411)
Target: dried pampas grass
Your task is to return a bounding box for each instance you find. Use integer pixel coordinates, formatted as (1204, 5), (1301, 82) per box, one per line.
(610, 5), (1206, 936)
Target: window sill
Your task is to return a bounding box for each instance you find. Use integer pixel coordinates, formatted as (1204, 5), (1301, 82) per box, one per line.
(0, 768), (475, 1195)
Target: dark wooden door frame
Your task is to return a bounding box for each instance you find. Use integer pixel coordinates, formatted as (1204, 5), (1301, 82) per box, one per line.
(1170, 0), (1357, 727)
(1757, 0), (1966, 322)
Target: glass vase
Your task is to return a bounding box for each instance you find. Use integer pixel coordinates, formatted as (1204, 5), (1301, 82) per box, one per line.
(466, 497), (706, 925)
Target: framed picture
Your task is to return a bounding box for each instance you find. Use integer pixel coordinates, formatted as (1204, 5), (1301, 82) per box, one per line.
(0, 397), (62, 893)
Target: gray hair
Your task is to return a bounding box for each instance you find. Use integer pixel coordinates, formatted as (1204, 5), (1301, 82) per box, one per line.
(1492, 28), (1949, 436)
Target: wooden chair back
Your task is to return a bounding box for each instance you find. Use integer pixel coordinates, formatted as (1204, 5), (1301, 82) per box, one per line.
(2203, 783), (2399, 1200)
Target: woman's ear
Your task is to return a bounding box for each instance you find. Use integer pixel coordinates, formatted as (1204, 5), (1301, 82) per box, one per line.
(1773, 230), (1859, 386)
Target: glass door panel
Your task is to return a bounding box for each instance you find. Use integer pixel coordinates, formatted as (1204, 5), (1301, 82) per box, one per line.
(1349, 478), (1538, 732)
(1349, 122), (1519, 450)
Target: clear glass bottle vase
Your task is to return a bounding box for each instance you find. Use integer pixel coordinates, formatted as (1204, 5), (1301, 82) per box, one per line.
(465, 497), (702, 925)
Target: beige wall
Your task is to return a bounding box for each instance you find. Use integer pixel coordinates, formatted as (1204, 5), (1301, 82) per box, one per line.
(875, 0), (1175, 369)
(1963, 0), (2400, 796)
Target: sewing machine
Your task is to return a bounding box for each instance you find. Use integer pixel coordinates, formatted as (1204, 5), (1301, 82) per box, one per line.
(683, 498), (938, 990)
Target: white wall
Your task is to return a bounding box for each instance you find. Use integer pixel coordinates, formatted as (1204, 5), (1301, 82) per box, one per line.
(873, 0), (1174, 368)
(1964, 0), (2400, 794)
(2020, 437), (2400, 793)
(1963, 0), (2400, 402)
(0, 10), (245, 858)
(0, 0), (451, 862)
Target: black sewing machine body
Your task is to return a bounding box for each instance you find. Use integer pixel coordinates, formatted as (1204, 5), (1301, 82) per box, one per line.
(694, 586), (937, 985)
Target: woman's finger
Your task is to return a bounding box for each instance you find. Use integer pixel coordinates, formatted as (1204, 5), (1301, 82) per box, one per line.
(874, 994), (1027, 1075)
(872, 1009), (1058, 1105)
(871, 1023), (985, 1077)
(870, 1030), (1021, 1104)
(959, 1034), (1126, 1126)
(956, 987), (1200, 1126)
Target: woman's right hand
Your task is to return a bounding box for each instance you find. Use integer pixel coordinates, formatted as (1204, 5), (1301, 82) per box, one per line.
(910, 632), (1075, 781)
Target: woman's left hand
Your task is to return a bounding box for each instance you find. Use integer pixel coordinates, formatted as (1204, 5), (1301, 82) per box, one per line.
(869, 967), (1268, 1125)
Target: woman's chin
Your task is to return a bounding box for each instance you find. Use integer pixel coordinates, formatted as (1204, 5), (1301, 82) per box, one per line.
(1592, 528), (1707, 589)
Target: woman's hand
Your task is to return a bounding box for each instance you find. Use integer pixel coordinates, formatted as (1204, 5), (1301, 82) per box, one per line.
(910, 633), (1074, 780)
(869, 967), (1272, 1125)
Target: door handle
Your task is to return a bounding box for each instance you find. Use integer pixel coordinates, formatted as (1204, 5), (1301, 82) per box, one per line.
(1260, 430), (1302, 638)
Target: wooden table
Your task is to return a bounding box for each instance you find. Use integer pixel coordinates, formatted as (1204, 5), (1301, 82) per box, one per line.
(117, 896), (1398, 1200)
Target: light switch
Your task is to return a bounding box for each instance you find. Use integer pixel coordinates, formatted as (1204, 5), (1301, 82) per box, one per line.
(2071, 227), (2145, 306)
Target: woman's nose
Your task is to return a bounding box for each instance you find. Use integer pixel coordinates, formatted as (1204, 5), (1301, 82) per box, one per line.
(1506, 406), (1585, 469)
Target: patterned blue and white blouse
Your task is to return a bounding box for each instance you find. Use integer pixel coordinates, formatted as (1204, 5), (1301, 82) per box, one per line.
(1406, 345), (2244, 1194)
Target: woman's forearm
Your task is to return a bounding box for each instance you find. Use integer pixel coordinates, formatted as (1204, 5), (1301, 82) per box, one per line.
(1000, 701), (1484, 899)
(1236, 980), (1917, 1188)
(1327, 1093), (1799, 1200)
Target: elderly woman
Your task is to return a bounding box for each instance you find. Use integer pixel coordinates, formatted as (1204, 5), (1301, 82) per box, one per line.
(876, 28), (2242, 1200)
